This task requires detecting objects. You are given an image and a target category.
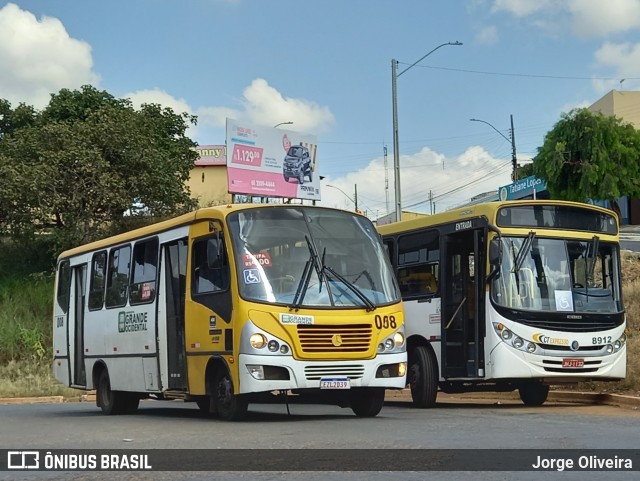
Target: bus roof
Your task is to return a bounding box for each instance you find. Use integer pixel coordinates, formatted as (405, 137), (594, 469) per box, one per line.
(57, 203), (362, 261)
(376, 200), (618, 236)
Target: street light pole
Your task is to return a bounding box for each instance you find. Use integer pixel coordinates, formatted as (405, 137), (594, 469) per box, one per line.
(470, 115), (518, 182)
(326, 184), (358, 212)
(392, 41), (462, 222)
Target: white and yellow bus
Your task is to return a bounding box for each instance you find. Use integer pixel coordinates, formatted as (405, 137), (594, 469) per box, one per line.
(377, 200), (626, 407)
(53, 204), (406, 420)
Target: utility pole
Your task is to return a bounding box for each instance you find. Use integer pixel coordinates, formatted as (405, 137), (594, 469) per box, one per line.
(470, 114), (518, 182)
(354, 184), (358, 212)
(510, 114), (518, 182)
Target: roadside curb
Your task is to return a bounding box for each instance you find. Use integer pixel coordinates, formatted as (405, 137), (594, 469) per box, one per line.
(0, 396), (64, 405)
(385, 388), (640, 410)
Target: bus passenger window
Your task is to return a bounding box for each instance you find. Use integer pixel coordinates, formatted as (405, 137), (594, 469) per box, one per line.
(56, 260), (72, 314)
(105, 245), (131, 308)
(130, 238), (159, 305)
(88, 251), (107, 310)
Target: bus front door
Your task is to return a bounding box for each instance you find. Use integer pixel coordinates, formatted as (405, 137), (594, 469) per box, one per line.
(161, 239), (188, 390)
(71, 264), (87, 387)
(441, 226), (485, 379)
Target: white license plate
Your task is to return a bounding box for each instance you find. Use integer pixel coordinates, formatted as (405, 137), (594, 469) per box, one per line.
(320, 377), (350, 389)
(562, 358), (584, 368)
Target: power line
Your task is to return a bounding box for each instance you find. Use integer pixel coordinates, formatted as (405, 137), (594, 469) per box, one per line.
(401, 63), (640, 81)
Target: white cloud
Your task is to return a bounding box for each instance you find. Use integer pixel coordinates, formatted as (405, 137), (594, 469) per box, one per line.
(124, 80), (335, 145)
(592, 42), (640, 92)
(318, 146), (513, 219)
(491, 0), (640, 38)
(492, 0), (553, 17)
(239, 79), (335, 133)
(568, 0), (640, 37)
(0, 3), (99, 108)
(194, 78), (335, 136)
(125, 88), (192, 115)
(476, 25), (499, 45)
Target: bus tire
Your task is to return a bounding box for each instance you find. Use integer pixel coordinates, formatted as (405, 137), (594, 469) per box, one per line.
(214, 370), (248, 421)
(409, 345), (438, 408)
(350, 388), (385, 417)
(518, 381), (549, 406)
(195, 396), (215, 417)
(97, 370), (130, 415)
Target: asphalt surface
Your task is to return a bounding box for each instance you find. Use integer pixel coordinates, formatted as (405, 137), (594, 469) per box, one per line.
(2, 388), (639, 410)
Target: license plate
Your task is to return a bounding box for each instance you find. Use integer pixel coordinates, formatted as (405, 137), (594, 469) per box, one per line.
(320, 377), (350, 389)
(562, 358), (584, 368)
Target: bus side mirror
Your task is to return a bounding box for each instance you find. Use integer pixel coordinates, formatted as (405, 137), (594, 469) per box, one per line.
(487, 238), (502, 283)
(489, 238), (501, 267)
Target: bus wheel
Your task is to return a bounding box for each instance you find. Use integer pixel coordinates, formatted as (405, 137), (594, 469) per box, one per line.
(350, 388), (385, 417)
(518, 381), (549, 406)
(409, 345), (438, 408)
(97, 370), (130, 415)
(214, 370), (248, 421)
(195, 396), (215, 417)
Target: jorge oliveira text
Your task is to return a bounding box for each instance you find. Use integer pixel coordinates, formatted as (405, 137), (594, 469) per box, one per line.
(532, 454), (633, 471)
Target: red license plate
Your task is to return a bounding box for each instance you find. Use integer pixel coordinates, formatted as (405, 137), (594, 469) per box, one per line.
(562, 358), (584, 368)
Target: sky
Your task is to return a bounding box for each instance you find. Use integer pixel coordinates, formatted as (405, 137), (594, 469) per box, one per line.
(2, 0), (640, 221)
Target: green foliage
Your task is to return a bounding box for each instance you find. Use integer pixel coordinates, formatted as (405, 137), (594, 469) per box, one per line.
(532, 108), (640, 203)
(0, 85), (199, 256)
(0, 271), (53, 363)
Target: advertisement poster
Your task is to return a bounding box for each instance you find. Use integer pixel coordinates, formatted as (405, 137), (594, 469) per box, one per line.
(226, 119), (320, 201)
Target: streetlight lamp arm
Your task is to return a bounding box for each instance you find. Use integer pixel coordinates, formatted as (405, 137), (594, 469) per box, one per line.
(469, 118), (511, 144)
(326, 184), (355, 203)
(397, 41), (463, 77)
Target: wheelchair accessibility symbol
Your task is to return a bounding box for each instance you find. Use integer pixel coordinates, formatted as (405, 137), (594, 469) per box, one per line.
(243, 269), (261, 284)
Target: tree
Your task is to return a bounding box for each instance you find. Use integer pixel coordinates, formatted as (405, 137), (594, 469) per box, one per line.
(532, 108), (640, 207)
(0, 85), (199, 254)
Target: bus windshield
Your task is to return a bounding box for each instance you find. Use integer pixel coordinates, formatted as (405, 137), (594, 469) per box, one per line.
(228, 207), (400, 308)
(491, 236), (622, 314)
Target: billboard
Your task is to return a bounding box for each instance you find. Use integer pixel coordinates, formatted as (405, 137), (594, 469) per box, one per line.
(226, 119), (320, 201)
(194, 145), (226, 166)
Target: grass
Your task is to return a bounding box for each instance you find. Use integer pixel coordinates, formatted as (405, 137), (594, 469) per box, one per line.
(0, 246), (639, 399)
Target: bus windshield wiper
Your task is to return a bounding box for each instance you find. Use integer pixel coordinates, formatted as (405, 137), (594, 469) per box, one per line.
(289, 257), (313, 310)
(513, 231), (536, 274)
(323, 264), (376, 312)
(289, 236), (333, 310)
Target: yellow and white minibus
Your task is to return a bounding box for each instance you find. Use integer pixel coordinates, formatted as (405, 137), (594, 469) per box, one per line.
(378, 200), (626, 407)
(53, 204), (406, 420)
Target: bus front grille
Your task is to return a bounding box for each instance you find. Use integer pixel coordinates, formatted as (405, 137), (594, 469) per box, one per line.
(304, 365), (366, 380)
(297, 324), (372, 353)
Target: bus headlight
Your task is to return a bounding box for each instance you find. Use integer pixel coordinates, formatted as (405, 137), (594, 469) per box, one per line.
(393, 332), (405, 347)
(493, 322), (538, 355)
(378, 328), (406, 353)
(605, 344), (614, 354)
(250, 333), (267, 349)
(613, 333), (626, 352)
(268, 340), (279, 352)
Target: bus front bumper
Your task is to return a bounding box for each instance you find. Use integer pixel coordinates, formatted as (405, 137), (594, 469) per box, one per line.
(488, 342), (627, 381)
(238, 352), (407, 394)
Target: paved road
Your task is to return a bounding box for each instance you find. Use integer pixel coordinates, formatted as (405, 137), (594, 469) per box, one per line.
(1, 396), (638, 481)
